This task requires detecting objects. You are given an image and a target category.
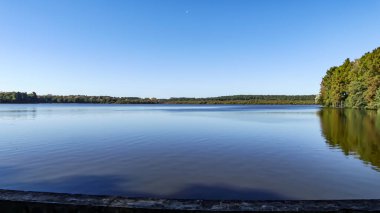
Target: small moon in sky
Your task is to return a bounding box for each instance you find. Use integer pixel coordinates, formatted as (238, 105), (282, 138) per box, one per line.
(185, 10), (189, 14)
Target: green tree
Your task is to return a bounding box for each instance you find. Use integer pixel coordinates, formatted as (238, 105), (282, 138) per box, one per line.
(320, 47), (380, 109)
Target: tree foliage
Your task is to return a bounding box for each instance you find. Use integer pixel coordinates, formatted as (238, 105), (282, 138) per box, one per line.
(319, 47), (380, 109)
(162, 95), (316, 105)
(0, 92), (159, 104)
(0, 92), (316, 105)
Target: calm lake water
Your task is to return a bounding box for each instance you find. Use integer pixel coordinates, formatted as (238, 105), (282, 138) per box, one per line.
(0, 104), (380, 200)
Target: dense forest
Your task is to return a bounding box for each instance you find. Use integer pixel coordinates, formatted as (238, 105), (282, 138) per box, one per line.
(0, 92), (316, 105)
(318, 47), (380, 109)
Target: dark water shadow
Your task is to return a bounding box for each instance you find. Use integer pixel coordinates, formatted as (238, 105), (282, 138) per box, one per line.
(0, 166), (23, 180)
(164, 184), (290, 200)
(9, 175), (151, 198)
(0, 172), (290, 200)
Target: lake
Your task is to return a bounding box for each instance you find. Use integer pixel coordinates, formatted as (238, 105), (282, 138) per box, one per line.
(0, 104), (379, 200)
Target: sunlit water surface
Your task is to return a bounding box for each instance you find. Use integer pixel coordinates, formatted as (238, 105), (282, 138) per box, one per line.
(0, 104), (379, 200)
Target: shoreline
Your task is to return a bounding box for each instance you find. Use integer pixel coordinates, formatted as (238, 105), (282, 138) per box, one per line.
(0, 103), (319, 105)
(0, 189), (379, 212)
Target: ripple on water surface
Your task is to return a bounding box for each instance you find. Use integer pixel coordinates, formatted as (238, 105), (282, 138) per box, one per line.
(0, 104), (379, 200)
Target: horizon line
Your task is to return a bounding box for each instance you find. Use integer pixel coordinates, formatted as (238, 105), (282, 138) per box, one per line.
(0, 91), (317, 99)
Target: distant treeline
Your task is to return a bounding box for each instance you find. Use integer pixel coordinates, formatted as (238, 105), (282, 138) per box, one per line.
(163, 95), (316, 105)
(0, 92), (159, 104)
(0, 92), (316, 105)
(318, 47), (380, 109)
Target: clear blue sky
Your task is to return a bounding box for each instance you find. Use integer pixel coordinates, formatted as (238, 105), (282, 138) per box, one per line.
(0, 0), (379, 98)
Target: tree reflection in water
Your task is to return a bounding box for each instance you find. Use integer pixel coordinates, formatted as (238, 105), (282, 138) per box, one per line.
(319, 108), (380, 171)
